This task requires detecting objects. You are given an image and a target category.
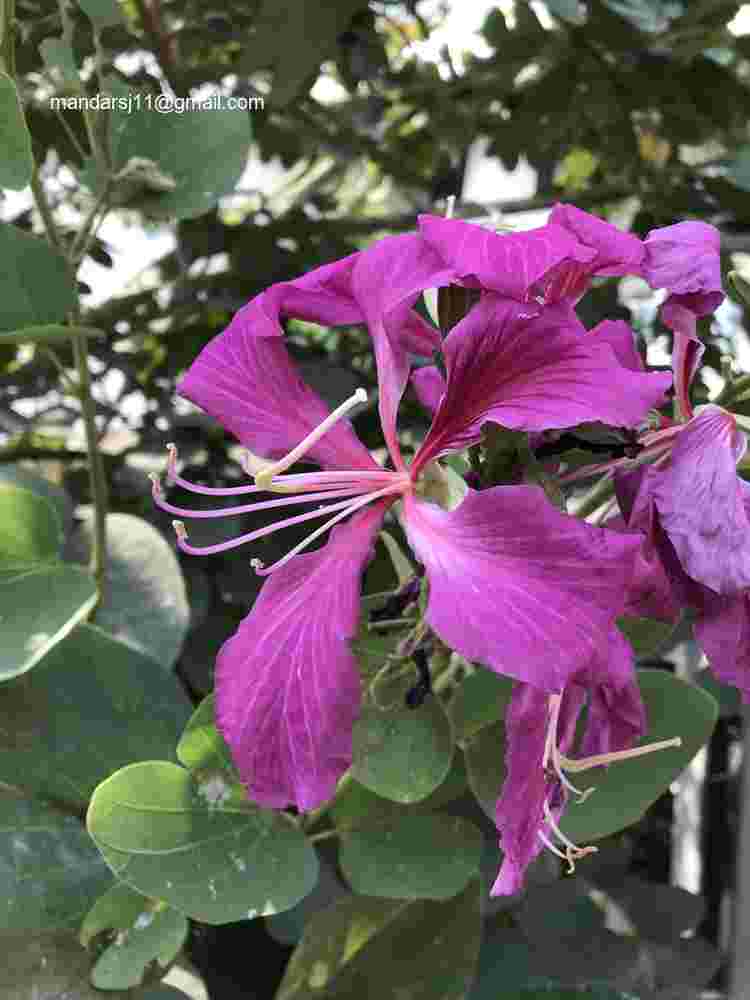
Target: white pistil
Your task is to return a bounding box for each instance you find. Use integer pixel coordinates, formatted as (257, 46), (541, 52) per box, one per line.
(251, 388), (368, 491)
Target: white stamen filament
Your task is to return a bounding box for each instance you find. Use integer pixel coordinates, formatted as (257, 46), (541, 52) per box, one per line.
(537, 828), (569, 863)
(251, 481), (406, 576)
(559, 736), (682, 774)
(252, 388), (368, 490)
(541, 800), (599, 874)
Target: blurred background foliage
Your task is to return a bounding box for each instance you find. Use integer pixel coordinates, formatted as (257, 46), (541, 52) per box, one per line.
(5, 0), (750, 996)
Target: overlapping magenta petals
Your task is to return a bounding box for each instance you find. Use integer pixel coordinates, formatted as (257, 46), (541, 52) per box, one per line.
(643, 221), (724, 316)
(660, 300), (705, 418)
(694, 592), (750, 702)
(550, 203), (645, 277)
(417, 213), (594, 302)
(410, 298), (671, 475)
(178, 313), (378, 472)
(400, 486), (640, 692)
(578, 632), (647, 759)
(214, 502), (388, 811)
(546, 203), (645, 303)
(605, 514), (680, 623)
(350, 234), (454, 469)
(411, 365), (446, 416)
(589, 319), (645, 372)
(650, 406), (750, 595)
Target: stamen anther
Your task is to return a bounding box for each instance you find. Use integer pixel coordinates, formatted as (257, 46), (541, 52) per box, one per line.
(172, 520), (187, 543)
(166, 442), (178, 485)
(149, 472), (163, 498)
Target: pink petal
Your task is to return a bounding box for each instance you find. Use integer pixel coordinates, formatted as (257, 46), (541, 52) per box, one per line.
(491, 683), (552, 896)
(418, 213), (594, 302)
(605, 514), (680, 623)
(589, 319), (645, 371)
(351, 234), (454, 470)
(652, 406), (750, 595)
(694, 592), (750, 702)
(400, 487), (640, 692)
(411, 365), (446, 416)
(411, 298), (671, 475)
(577, 631), (647, 758)
(549, 203), (645, 277)
(643, 221), (724, 315)
(214, 502), (388, 811)
(178, 313), (378, 471)
(660, 299), (705, 420)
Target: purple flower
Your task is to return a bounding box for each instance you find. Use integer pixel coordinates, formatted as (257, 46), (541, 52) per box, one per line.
(492, 628), (683, 895)
(613, 268), (750, 699)
(154, 224), (669, 812)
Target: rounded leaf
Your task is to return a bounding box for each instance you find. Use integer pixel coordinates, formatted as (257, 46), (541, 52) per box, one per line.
(0, 224), (76, 332)
(351, 697), (454, 803)
(277, 880), (482, 1000)
(0, 624), (192, 804)
(339, 813), (482, 900)
(0, 793), (110, 931)
(87, 761), (319, 924)
(67, 513), (190, 669)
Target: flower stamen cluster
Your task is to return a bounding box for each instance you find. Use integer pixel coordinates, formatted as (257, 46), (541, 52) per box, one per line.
(538, 692), (682, 873)
(152, 389), (411, 574)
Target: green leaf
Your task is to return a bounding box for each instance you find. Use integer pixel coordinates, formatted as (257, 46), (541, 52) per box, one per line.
(464, 721), (506, 819)
(87, 760), (319, 924)
(339, 813), (482, 900)
(0, 324), (104, 344)
(81, 885), (188, 990)
(697, 666), (742, 717)
(351, 697), (454, 803)
(560, 668), (719, 844)
(38, 37), (79, 89)
(0, 486), (97, 681)
(0, 466), (73, 537)
(330, 753), (469, 831)
(77, 0), (124, 28)
(66, 513), (190, 669)
(0, 486), (61, 562)
(276, 880), (482, 999)
(0, 564), (97, 680)
(237, 0), (366, 107)
(602, 0), (677, 33)
(0, 931), (122, 999)
(108, 100), (251, 219)
(616, 615), (676, 658)
(0, 72), (33, 190)
(176, 693), (238, 781)
(0, 624), (191, 804)
(0, 792), (110, 931)
(545, 0), (586, 23)
(446, 668), (514, 743)
(0, 224), (77, 332)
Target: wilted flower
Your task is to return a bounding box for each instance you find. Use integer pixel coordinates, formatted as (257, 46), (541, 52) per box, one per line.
(153, 216), (669, 812)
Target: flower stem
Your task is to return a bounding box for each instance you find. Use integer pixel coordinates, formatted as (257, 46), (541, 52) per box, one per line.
(72, 331), (109, 601)
(19, 24), (110, 607)
(569, 474), (616, 521)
